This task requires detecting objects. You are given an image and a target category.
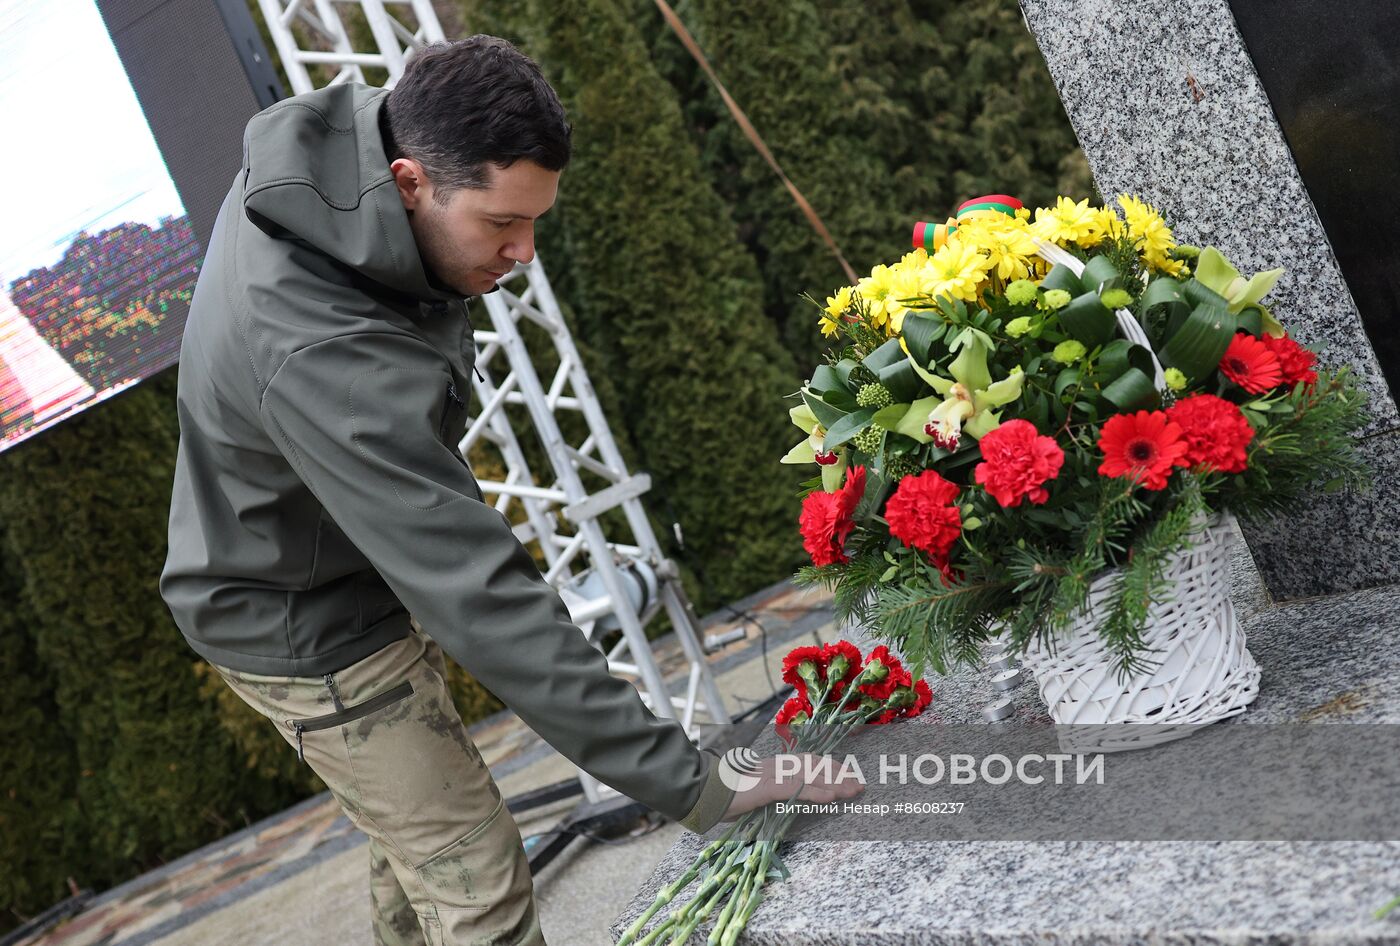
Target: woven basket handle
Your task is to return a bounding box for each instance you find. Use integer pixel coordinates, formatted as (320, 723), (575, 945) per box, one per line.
(1032, 238), (1167, 393)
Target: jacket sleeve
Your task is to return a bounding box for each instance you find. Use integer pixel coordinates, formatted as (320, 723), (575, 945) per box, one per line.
(259, 331), (734, 833)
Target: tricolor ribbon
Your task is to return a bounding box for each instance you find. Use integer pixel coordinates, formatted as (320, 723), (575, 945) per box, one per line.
(912, 194), (1024, 253)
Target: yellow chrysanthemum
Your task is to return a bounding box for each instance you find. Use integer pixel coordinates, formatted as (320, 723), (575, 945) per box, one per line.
(1117, 194), (1176, 259)
(1146, 252), (1189, 278)
(959, 215), (1039, 282)
(922, 237), (994, 304)
(856, 265), (895, 331)
(1095, 206), (1123, 240)
(884, 262), (930, 334)
(1116, 195), (1189, 276)
(898, 246), (930, 268)
(1031, 196), (1100, 246)
(825, 284), (855, 320)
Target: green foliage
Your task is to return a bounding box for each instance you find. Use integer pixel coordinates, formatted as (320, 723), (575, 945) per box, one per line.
(0, 371), (304, 930)
(656, 0), (922, 369)
(1217, 368), (1372, 517)
(0, 544), (79, 928)
(637, 0), (1089, 369)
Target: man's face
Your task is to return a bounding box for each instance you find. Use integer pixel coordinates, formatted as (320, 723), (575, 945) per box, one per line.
(391, 157), (560, 297)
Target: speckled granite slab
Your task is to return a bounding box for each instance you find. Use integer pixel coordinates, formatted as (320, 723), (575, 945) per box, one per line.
(1015, 0), (1400, 601)
(612, 534), (1400, 944)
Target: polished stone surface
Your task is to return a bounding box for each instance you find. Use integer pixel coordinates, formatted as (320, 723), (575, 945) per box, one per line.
(613, 536), (1400, 944)
(1016, 0), (1400, 601)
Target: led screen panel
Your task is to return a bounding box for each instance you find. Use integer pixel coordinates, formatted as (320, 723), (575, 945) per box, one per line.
(0, 0), (201, 452)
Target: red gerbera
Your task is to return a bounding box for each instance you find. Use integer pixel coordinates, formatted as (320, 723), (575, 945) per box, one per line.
(798, 465), (867, 566)
(1258, 331), (1317, 387)
(1219, 333), (1283, 394)
(1166, 393), (1254, 474)
(884, 470), (962, 563)
(973, 419), (1065, 508)
(1097, 410), (1190, 490)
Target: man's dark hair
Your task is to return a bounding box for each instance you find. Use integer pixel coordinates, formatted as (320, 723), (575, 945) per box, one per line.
(382, 36), (571, 202)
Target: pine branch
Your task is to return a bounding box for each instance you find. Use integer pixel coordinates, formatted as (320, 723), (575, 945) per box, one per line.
(1096, 481), (1208, 680)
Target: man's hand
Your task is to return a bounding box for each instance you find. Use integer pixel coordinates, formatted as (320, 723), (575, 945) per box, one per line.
(719, 752), (865, 822)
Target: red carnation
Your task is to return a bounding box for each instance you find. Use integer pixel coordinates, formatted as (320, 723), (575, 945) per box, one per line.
(1097, 410), (1190, 490)
(1219, 333), (1283, 394)
(973, 419), (1065, 508)
(820, 639), (864, 696)
(1166, 393), (1254, 474)
(774, 693), (813, 726)
(1258, 332), (1317, 388)
(780, 645), (826, 691)
(853, 645), (907, 702)
(871, 674), (934, 724)
(798, 465), (867, 567)
(909, 678), (934, 716)
(884, 470), (962, 564)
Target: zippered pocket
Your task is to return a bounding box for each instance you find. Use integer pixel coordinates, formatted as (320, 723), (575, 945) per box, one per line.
(287, 680), (414, 761)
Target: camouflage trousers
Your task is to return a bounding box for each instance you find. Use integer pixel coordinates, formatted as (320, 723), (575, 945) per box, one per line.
(214, 624), (545, 946)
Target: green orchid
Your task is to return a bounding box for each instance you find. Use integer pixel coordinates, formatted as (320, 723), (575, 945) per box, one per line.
(1194, 246), (1286, 336)
(781, 403), (848, 491)
(894, 328), (1024, 450)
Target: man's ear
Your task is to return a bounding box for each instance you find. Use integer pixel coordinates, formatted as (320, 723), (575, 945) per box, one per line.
(390, 157), (432, 211)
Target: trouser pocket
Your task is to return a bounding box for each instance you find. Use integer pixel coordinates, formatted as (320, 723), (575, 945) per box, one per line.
(412, 797), (541, 944)
(287, 680), (414, 762)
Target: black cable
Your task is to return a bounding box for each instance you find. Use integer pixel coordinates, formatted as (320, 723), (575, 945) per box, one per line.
(522, 817), (665, 848)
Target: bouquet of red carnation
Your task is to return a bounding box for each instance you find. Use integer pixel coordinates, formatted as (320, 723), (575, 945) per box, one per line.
(618, 640), (930, 945)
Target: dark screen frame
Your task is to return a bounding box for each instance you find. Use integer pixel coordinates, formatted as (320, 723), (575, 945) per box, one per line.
(1230, 1), (1400, 397)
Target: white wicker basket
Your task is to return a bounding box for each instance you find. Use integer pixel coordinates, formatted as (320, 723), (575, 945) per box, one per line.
(993, 240), (1263, 751)
(1019, 512), (1261, 752)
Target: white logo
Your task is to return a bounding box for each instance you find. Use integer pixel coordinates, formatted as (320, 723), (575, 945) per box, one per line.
(718, 746), (764, 792)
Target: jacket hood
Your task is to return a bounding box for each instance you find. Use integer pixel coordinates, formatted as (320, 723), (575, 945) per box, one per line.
(240, 84), (454, 302)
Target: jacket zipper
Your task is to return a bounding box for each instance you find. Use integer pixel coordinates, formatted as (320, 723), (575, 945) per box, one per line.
(440, 382), (463, 441)
(288, 680), (415, 762)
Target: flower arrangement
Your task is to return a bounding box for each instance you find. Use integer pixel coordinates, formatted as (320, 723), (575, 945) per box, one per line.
(786, 194), (1370, 677)
(617, 640), (930, 946)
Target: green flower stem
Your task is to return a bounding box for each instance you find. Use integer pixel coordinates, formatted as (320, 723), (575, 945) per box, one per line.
(666, 856), (745, 932)
(668, 872), (739, 945)
(634, 915), (677, 946)
(714, 857), (760, 946)
(617, 824), (744, 945)
(1375, 893), (1400, 920)
(706, 866), (749, 944)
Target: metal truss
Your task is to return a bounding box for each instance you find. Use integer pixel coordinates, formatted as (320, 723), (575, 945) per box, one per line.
(254, 0), (445, 94)
(470, 260), (732, 801)
(254, 4), (732, 805)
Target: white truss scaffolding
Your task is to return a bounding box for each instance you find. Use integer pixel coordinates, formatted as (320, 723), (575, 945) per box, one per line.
(470, 261), (732, 800)
(254, 2), (731, 805)
(255, 0), (445, 94)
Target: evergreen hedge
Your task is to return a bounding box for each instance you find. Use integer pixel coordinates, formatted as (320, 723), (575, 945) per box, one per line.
(509, 0), (809, 610)
(649, 0), (924, 371)
(0, 371), (302, 929)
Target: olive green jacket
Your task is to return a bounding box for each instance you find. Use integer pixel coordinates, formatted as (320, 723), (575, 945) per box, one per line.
(159, 84), (732, 833)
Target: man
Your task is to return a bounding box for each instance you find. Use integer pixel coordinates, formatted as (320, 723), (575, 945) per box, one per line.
(160, 35), (858, 945)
